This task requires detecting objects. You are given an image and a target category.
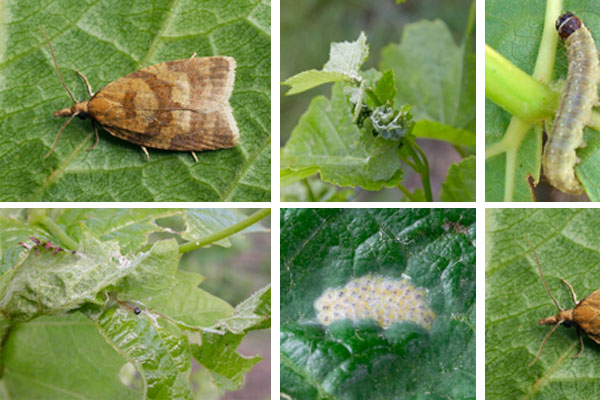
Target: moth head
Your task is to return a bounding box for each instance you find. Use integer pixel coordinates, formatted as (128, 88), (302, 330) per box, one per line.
(556, 12), (582, 40)
(531, 310), (575, 366)
(52, 102), (89, 118)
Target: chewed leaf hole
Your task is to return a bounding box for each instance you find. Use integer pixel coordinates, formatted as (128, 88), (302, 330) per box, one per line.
(314, 274), (436, 330)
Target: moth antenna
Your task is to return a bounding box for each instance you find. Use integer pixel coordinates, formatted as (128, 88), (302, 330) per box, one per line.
(39, 27), (78, 104)
(524, 236), (563, 311)
(43, 112), (78, 158)
(529, 321), (561, 366)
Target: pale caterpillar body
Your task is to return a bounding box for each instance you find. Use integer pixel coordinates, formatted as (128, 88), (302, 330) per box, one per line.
(543, 12), (600, 194)
(313, 274), (436, 330)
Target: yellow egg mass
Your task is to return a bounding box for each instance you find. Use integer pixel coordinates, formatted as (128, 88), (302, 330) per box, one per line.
(314, 274), (436, 330)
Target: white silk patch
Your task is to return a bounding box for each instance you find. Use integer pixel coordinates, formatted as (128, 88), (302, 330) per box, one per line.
(314, 274), (436, 330)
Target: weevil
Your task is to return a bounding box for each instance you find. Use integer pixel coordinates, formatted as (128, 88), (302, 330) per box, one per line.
(528, 238), (600, 365)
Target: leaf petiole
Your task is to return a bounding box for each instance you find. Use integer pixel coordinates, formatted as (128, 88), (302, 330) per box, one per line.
(178, 208), (271, 253)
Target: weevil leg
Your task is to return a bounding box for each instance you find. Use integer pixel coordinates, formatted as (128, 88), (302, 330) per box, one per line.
(87, 120), (99, 150)
(75, 70), (94, 97)
(573, 329), (584, 358)
(191, 151), (198, 162)
(141, 146), (150, 161)
(560, 278), (579, 304)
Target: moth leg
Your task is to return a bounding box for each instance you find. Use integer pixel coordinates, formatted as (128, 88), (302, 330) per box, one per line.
(191, 151), (198, 162)
(75, 70), (94, 97)
(87, 120), (99, 150)
(573, 329), (584, 359)
(560, 278), (579, 304)
(530, 322), (562, 366)
(141, 146), (150, 161)
(190, 53), (197, 59)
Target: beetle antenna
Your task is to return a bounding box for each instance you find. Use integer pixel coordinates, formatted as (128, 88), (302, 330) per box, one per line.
(525, 236), (563, 311)
(39, 27), (77, 104)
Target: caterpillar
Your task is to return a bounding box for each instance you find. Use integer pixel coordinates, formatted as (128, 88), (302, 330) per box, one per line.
(543, 12), (600, 194)
(314, 274), (436, 330)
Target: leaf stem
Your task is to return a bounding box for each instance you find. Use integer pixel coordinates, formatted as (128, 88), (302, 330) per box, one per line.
(401, 139), (433, 202)
(178, 208), (271, 254)
(396, 184), (418, 201)
(352, 82), (365, 123)
(38, 216), (79, 250)
(301, 179), (317, 202)
(412, 141), (433, 202)
(485, 45), (559, 122)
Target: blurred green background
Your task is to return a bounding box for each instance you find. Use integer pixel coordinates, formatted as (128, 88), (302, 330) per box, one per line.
(281, 0), (473, 201)
(180, 210), (270, 400)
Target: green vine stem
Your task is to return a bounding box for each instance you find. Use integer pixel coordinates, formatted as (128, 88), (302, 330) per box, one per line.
(352, 81), (366, 123)
(178, 208), (271, 254)
(396, 183), (419, 201)
(28, 210), (79, 250)
(399, 138), (432, 202)
(485, 45), (559, 122)
(301, 179), (318, 202)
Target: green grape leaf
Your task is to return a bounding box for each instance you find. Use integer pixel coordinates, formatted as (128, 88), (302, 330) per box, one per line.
(380, 18), (475, 145)
(0, 208), (269, 398)
(280, 167), (320, 186)
(180, 209), (266, 246)
(280, 177), (355, 202)
(0, 231), (179, 322)
(281, 83), (404, 190)
(91, 306), (193, 400)
(2, 313), (140, 399)
(440, 155), (476, 202)
(372, 69), (397, 107)
(283, 32), (369, 95)
(192, 285), (270, 392)
(215, 285), (271, 334)
(281, 209), (475, 400)
(0, 0), (270, 201)
(486, 209), (600, 398)
(282, 71), (350, 96)
(412, 120), (476, 146)
(323, 32), (369, 79)
(191, 331), (261, 393)
(144, 270), (234, 328)
(0, 216), (48, 274)
(17, 208), (264, 255)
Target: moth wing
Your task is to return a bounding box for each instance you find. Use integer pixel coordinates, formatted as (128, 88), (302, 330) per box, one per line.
(88, 57), (238, 151)
(573, 289), (600, 337)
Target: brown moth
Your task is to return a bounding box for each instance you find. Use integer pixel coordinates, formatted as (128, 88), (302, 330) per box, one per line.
(42, 31), (239, 161)
(543, 12), (600, 194)
(528, 238), (600, 365)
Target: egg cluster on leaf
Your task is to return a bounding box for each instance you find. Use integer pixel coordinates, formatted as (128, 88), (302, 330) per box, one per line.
(314, 274), (436, 330)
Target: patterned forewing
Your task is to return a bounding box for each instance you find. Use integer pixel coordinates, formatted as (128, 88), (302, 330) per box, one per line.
(573, 289), (600, 343)
(87, 57), (238, 151)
